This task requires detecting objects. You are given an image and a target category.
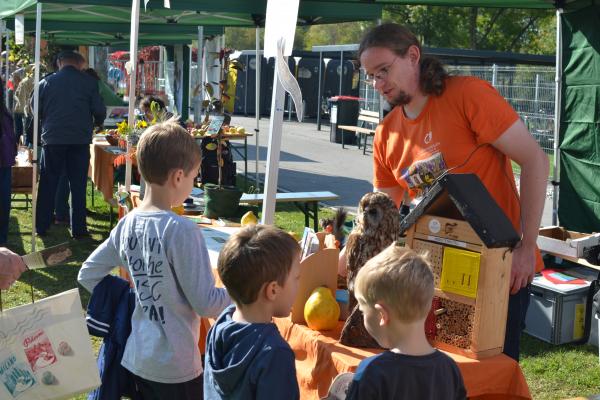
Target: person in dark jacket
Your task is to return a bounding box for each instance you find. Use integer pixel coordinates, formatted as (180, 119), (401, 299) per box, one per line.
(0, 78), (17, 245)
(204, 225), (301, 400)
(86, 275), (139, 400)
(35, 50), (106, 238)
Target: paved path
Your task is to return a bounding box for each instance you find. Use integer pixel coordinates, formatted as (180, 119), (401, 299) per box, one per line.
(230, 115), (555, 226)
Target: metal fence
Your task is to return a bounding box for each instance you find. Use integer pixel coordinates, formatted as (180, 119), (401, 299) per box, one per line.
(449, 65), (556, 156)
(359, 64), (556, 156)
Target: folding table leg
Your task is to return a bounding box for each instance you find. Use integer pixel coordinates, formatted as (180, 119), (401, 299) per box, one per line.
(90, 179), (95, 207)
(304, 203), (310, 228)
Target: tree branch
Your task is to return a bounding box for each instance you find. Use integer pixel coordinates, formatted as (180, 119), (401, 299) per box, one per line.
(469, 7), (478, 49)
(508, 16), (539, 51)
(478, 9), (505, 48)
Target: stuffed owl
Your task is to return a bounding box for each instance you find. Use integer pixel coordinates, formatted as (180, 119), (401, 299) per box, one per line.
(340, 191), (400, 348)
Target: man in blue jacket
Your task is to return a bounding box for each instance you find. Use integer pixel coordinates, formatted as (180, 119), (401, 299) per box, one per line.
(36, 51), (106, 238)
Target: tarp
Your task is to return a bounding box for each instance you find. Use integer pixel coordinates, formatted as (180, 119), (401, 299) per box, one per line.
(5, 20), (224, 46)
(0, 1), (384, 26)
(0, 1), (382, 45)
(557, 1), (600, 233)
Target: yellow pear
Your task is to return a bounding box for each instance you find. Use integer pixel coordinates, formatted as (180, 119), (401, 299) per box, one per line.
(304, 287), (340, 331)
(237, 127), (246, 134)
(241, 211), (258, 226)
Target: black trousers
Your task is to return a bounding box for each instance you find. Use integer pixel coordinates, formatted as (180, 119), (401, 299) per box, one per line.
(133, 373), (203, 400)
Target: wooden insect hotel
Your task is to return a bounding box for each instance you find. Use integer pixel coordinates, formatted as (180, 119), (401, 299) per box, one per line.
(402, 174), (520, 359)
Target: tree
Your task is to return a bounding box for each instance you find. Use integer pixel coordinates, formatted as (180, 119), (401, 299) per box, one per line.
(223, 6), (556, 56)
(384, 5), (555, 55)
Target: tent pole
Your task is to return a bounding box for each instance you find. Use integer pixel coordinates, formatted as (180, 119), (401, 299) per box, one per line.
(31, 3), (42, 252)
(197, 26), (203, 122)
(316, 51), (323, 131)
(0, 20), (3, 103)
(339, 51), (343, 95)
(255, 26), (261, 191)
(552, 8), (563, 226)
(126, 0), (141, 192)
(201, 35), (207, 107)
(4, 23), (9, 111)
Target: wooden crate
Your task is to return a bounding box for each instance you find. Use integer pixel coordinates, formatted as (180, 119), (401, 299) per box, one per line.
(407, 215), (512, 359)
(537, 226), (600, 259)
(11, 165), (33, 190)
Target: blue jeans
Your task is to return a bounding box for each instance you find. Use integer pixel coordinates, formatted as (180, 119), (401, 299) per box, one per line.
(503, 285), (531, 361)
(36, 144), (90, 236)
(54, 173), (70, 221)
(0, 167), (11, 244)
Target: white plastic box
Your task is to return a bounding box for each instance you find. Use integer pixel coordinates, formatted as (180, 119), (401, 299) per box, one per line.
(524, 274), (591, 345)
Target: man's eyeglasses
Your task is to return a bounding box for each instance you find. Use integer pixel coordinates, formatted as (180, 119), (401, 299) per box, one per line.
(363, 57), (398, 86)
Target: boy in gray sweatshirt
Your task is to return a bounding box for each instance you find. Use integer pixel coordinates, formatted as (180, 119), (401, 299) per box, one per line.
(79, 119), (230, 399)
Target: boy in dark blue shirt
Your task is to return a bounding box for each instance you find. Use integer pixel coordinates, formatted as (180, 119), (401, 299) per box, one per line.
(204, 225), (301, 399)
(346, 244), (467, 400)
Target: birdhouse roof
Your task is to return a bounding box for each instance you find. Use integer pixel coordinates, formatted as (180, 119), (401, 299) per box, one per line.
(400, 173), (520, 248)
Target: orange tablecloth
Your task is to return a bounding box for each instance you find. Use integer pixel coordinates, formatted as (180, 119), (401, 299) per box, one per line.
(272, 317), (531, 400)
(89, 139), (118, 203)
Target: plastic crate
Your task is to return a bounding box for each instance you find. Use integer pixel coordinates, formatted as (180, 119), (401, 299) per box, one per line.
(525, 274), (590, 345)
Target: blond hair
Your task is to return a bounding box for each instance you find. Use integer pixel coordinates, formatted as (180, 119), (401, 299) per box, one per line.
(355, 244), (434, 322)
(136, 118), (200, 184)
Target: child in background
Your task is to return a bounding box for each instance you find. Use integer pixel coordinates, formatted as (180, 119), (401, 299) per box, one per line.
(78, 119), (230, 400)
(204, 225), (301, 400)
(346, 244), (466, 400)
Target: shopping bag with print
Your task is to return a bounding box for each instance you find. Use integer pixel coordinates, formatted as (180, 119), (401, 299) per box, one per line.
(0, 289), (100, 400)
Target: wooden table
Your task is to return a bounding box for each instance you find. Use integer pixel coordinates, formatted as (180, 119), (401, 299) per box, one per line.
(273, 317), (532, 400)
(240, 191), (340, 230)
(89, 138), (127, 226)
(89, 138), (122, 203)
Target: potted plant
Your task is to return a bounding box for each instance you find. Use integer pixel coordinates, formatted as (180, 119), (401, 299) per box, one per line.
(202, 49), (244, 219)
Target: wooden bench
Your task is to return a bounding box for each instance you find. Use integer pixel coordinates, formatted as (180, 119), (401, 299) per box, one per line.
(338, 109), (380, 154)
(239, 191), (340, 231)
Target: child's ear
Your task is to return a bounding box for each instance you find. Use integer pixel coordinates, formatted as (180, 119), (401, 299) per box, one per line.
(263, 281), (279, 301)
(168, 168), (184, 187)
(374, 303), (390, 327)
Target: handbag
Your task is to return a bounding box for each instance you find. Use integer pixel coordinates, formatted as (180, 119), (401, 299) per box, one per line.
(0, 288), (101, 399)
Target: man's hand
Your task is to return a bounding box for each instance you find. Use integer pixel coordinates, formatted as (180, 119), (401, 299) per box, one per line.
(510, 242), (536, 295)
(0, 247), (27, 289)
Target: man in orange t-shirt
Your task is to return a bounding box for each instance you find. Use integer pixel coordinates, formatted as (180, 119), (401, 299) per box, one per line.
(358, 24), (549, 361)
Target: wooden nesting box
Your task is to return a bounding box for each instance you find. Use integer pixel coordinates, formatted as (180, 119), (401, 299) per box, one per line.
(402, 174), (520, 359)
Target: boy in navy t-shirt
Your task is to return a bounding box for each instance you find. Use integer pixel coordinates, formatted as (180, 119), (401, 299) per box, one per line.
(346, 244), (467, 400)
(204, 225), (301, 399)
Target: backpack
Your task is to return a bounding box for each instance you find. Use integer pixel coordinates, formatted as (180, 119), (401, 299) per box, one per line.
(199, 137), (236, 186)
(0, 111), (16, 168)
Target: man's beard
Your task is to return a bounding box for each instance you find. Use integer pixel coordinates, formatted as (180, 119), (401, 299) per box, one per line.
(388, 90), (412, 107)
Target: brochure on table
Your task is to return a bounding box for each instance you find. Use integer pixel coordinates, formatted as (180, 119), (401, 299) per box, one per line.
(201, 226), (238, 267)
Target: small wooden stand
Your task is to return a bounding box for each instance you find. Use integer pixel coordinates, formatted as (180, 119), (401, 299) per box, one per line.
(291, 232), (339, 324)
(402, 174), (520, 359)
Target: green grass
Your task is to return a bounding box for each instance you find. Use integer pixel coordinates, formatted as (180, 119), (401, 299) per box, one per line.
(521, 335), (600, 399)
(5, 180), (600, 400)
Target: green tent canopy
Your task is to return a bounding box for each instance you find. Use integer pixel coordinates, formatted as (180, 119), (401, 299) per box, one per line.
(0, 1), (384, 26)
(0, 0), (383, 45)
